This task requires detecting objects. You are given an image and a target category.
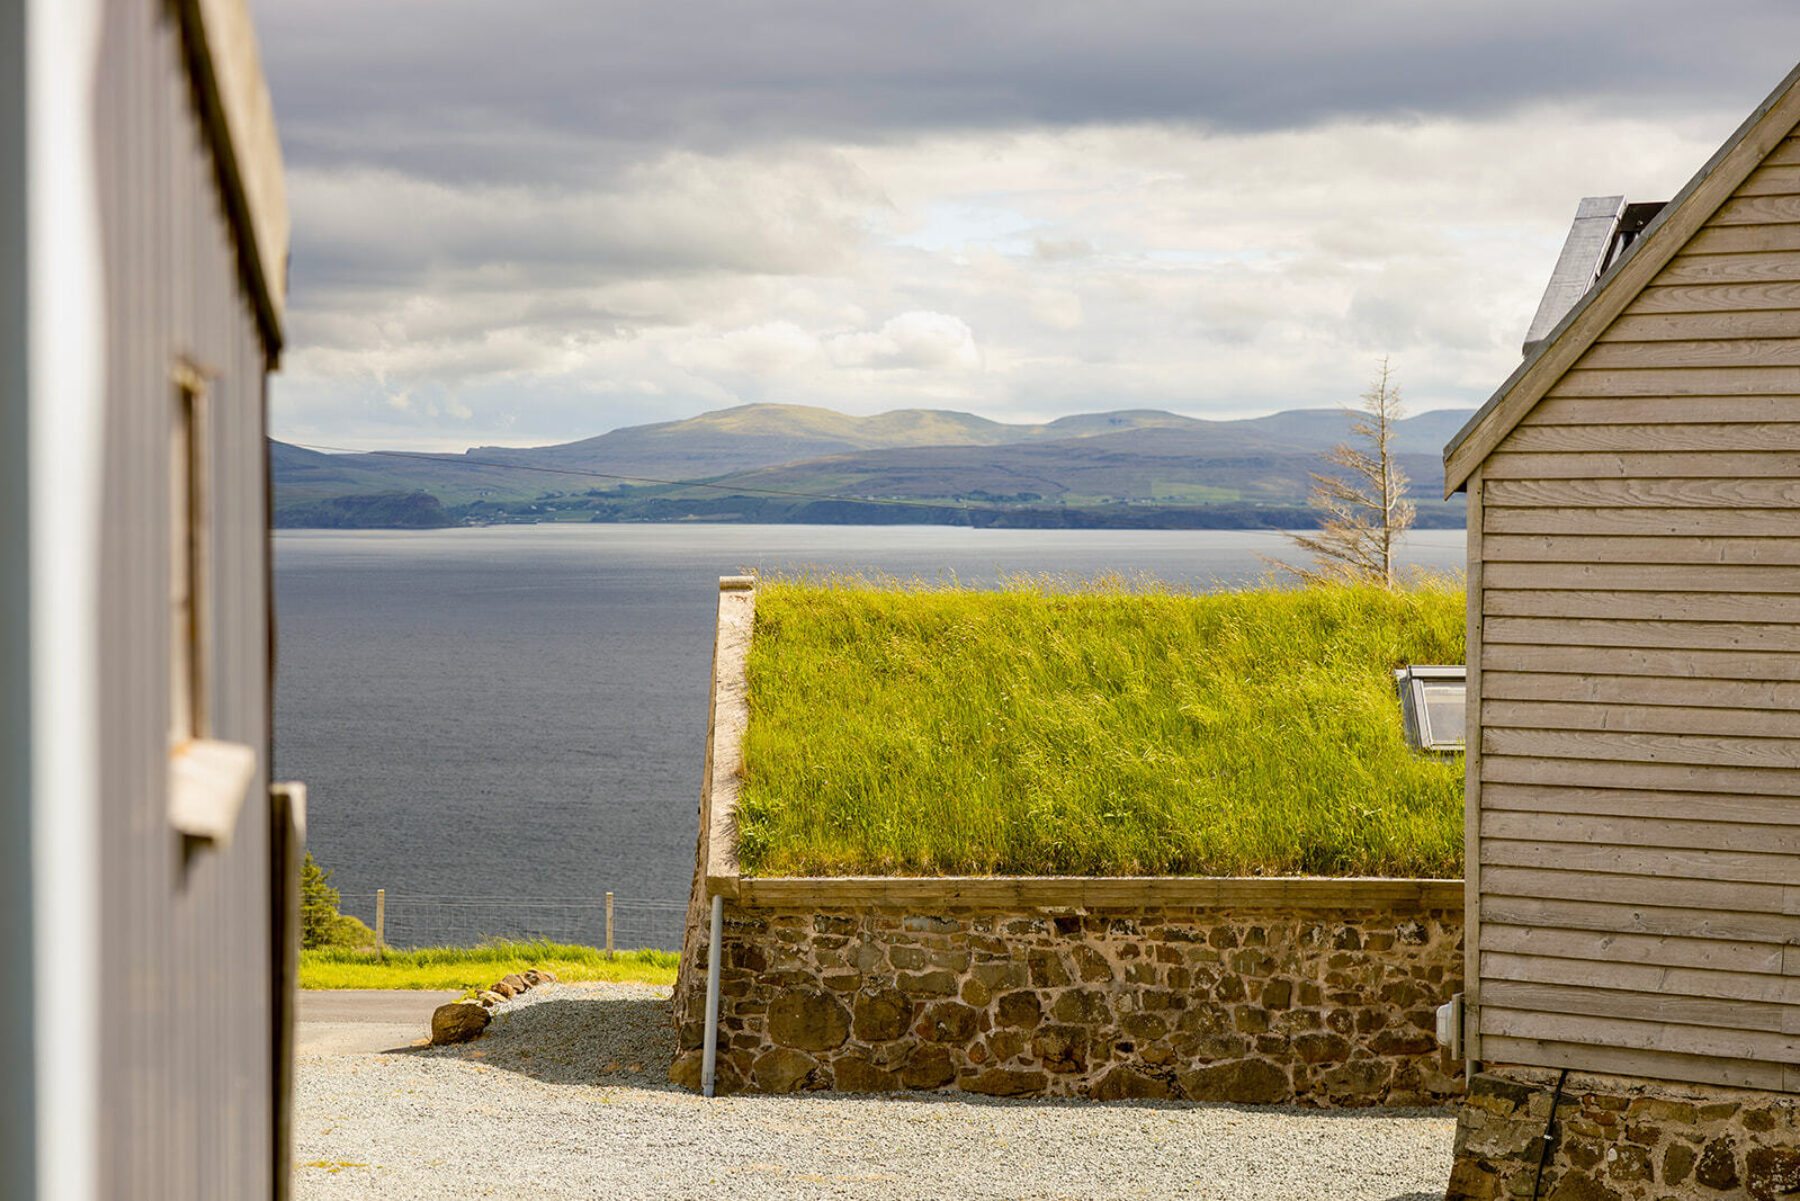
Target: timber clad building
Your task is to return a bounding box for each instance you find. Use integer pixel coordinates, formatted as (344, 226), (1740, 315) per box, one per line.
(1447, 59), (1800, 1199)
(1, 2), (297, 1200)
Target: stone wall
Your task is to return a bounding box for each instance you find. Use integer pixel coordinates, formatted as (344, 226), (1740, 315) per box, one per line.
(1449, 1069), (1800, 1201)
(670, 895), (1464, 1105)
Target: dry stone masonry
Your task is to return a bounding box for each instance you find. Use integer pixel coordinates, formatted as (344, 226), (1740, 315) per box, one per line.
(1449, 1069), (1800, 1201)
(670, 899), (1463, 1104)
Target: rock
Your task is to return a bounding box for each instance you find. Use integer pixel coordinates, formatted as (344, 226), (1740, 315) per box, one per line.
(831, 1057), (901, 1093)
(498, 973), (529, 993)
(1661, 1141), (1697, 1187)
(1319, 1057), (1388, 1098)
(1092, 1066), (1173, 1101)
(767, 989), (851, 1051)
(896, 969), (957, 997)
(1296, 1029), (1353, 1065)
(852, 988), (910, 1043)
(917, 1001), (979, 1044)
(751, 1047), (818, 1093)
(476, 990), (506, 1008)
(963, 1068), (1047, 1097)
(534, 967), (559, 983)
(1695, 1138), (1740, 1192)
(899, 1046), (956, 1090)
(430, 1002), (491, 1045)
(1746, 1147), (1800, 1201)
(1545, 1174), (1622, 1201)
(995, 991), (1042, 1029)
(1031, 1025), (1088, 1073)
(1179, 1059), (1290, 1105)
(523, 970), (548, 987)
(669, 1052), (703, 1092)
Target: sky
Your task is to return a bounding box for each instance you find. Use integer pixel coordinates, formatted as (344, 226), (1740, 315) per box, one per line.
(255, 1), (1800, 451)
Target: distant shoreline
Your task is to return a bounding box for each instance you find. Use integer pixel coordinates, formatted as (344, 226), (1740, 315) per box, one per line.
(273, 489), (1467, 532)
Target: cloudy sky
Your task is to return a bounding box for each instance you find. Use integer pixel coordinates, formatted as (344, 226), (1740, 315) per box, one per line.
(256, 1), (1800, 450)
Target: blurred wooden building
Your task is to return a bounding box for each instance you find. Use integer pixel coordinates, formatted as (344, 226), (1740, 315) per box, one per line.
(1445, 60), (1800, 1199)
(0, 1), (299, 1199)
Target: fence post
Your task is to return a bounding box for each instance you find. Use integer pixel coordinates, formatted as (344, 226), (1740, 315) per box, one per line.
(605, 892), (614, 958)
(375, 888), (386, 952)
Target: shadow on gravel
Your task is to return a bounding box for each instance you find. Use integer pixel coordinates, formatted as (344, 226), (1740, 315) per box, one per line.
(404, 996), (685, 1090)
(404, 994), (1457, 1147)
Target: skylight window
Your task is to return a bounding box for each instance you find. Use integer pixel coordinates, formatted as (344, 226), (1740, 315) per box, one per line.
(1394, 665), (1465, 754)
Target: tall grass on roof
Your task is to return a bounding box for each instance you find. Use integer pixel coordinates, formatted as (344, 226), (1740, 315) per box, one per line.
(735, 574), (1464, 879)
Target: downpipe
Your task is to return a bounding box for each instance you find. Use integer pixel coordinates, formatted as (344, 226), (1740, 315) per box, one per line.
(701, 893), (723, 1098)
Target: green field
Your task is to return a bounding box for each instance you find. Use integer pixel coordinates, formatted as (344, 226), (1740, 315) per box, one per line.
(299, 942), (679, 990)
(736, 576), (1465, 879)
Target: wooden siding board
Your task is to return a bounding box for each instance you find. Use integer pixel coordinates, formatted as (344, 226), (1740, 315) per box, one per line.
(1683, 224), (1800, 253)
(1499, 421), (1800, 450)
(1481, 895), (1800, 943)
(1479, 1006), (1800, 1064)
(1481, 807), (1800, 853)
(1486, 505), (1800, 535)
(1484, 453), (1800, 480)
(1481, 837), (1800, 885)
(1482, 979), (1797, 1033)
(1656, 253), (1800, 286)
(1483, 644), (1800, 682)
(1552, 366), (1800, 396)
(1528, 395), (1800, 421)
(1484, 560), (1800, 589)
(1484, 615), (1800, 653)
(1480, 1036), (1784, 1091)
(1483, 953), (1800, 1005)
(1483, 727), (1800, 773)
(1481, 780), (1800, 825)
(1713, 195), (1800, 225)
(1630, 281), (1800, 313)
(1480, 864), (1786, 914)
(1481, 927), (1785, 976)
(1485, 698), (1800, 739)
(1483, 753), (1800, 798)
(1485, 588), (1800, 622)
(1483, 533), (1800, 565)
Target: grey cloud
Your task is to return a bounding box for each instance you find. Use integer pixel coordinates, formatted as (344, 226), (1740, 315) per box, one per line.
(256, 0), (1800, 184)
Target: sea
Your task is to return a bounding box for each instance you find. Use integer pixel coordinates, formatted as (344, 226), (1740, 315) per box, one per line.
(273, 523), (1467, 950)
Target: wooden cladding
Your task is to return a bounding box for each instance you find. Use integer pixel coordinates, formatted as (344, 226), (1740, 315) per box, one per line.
(1468, 132), (1800, 1089)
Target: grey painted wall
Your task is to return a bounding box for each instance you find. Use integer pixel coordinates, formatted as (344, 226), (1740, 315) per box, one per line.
(94, 1), (278, 1196)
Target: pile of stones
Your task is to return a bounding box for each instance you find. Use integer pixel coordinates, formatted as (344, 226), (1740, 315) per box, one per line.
(430, 967), (559, 1045)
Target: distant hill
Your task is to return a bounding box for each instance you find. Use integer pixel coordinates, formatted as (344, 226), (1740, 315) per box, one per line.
(272, 402), (1475, 529)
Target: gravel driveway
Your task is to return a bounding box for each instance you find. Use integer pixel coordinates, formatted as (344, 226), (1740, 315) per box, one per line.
(293, 981), (1454, 1200)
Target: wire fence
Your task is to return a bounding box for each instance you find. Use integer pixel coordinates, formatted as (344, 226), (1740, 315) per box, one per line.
(339, 892), (690, 953)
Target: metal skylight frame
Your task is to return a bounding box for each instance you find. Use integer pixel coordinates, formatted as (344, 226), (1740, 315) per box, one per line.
(1394, 664), (1466, 755)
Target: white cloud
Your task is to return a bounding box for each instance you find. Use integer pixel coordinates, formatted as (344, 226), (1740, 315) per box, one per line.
(272, 104), (1733, 448)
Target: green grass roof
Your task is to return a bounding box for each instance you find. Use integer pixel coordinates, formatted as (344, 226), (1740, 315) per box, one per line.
(736, 577), (1465, 879)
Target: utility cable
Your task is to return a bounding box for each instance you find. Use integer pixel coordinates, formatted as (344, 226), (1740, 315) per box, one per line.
(1531, 1067), (1572, 1201)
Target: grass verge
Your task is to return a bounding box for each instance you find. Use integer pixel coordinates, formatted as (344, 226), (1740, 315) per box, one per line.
(738, 574), (1464, 878)
(299, 941), (679, 990)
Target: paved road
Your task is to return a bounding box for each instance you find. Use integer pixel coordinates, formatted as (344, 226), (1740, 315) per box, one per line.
(295, 989), (460, 1056)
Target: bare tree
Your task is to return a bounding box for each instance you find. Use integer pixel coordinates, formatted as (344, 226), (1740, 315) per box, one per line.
(1280, 357), (1415, 587)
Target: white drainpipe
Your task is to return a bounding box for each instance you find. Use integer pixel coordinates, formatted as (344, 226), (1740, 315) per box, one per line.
(701, 893), (723, 1098)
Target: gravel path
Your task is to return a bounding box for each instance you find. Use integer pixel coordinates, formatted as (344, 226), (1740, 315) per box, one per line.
(293, 981), (1454, 1200)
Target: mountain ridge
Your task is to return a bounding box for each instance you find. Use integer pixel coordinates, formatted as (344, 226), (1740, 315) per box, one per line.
(273, 402), (1474, 528)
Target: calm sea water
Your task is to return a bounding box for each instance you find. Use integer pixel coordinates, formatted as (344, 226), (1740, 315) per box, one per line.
(273, 524), (1466, 948)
